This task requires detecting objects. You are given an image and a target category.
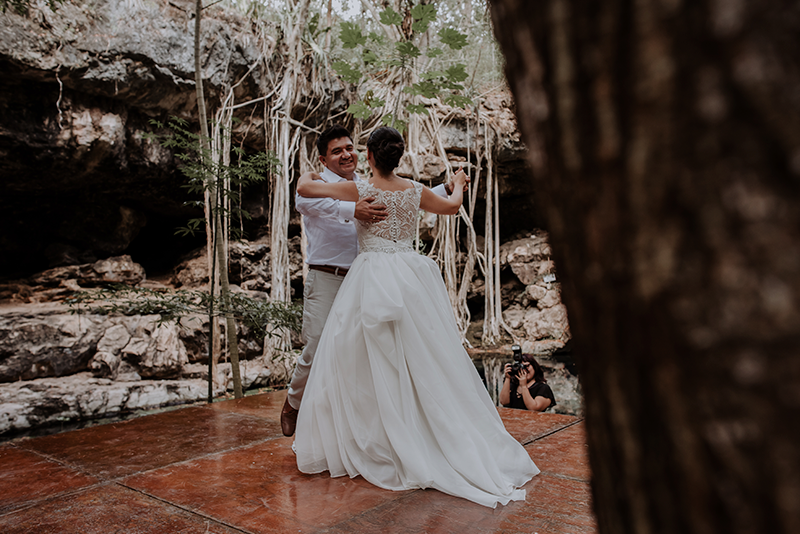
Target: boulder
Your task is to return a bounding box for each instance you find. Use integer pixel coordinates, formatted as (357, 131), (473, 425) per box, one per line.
(502, 307), (527, 330)
(396, 153), (448, 182)
(0, 313), (105, 382)
(178, 315), (211, 363)
(526, 284), (548, 301)
(521, 339), (569, 355)
(0, 309), (216, 383)
(122, 323), (188, 379)
(523, 303), (571, 342)
(29, 255), (146, 287)
(494, 232), (572, 355)
(230, 240), (272, 292)
(97, 324), (132, 353)
(172, 253), (210, 288)
(92, 255), (146, 284)
(499, 232), (554, 285)
(173, 236), (305, 297)
(418, 211), (439, 242)
(538, 287), (562, 309)
(540, 362), (583, 416)
(181, 357), (273, 393)
(230, 357), (273, 391)
(89, 351), (121, 378)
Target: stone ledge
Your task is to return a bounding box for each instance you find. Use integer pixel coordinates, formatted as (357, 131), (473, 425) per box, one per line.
(0, 373), (212, 435)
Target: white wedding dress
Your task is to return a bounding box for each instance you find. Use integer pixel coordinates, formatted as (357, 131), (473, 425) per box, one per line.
(295, 180), (539, 508)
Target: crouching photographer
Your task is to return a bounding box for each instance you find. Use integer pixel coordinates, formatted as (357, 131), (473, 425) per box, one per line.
(499, 346), (557, 412)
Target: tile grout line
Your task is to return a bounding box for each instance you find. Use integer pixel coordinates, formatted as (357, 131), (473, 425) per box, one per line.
(522, 418), (584, 446)
(113, 433), (287, 480)
(524, 419), (591, 485)
(7, 441), (123, 483)
(0, 481), (114, 520)
(12, 430), (286, 482)
(117, 482), (255, 534)
(6, 441), (107, 481)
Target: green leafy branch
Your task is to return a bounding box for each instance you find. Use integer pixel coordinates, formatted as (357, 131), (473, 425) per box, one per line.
(340, 21), (367, 49)
(144, 117), (280, 239)
(379, 7), (402, 26)
(404, 63), (471, 109)
(410, 4), (436, 34)
(330, 3), (473, 129)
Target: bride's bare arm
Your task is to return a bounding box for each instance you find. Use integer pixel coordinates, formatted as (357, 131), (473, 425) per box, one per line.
(296, 172), (359, 201)
(419, 168), (467, 215)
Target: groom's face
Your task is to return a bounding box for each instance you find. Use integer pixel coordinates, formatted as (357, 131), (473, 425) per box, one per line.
(320, 136), (358, 179)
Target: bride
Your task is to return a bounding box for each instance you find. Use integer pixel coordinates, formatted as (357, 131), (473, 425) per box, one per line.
(294, 126), (539, 508)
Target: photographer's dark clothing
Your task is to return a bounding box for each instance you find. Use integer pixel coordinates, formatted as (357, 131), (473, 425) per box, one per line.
(505, 381), (556, 411)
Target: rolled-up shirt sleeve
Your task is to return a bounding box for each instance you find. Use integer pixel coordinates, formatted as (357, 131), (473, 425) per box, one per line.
(295, 193), (356, 223)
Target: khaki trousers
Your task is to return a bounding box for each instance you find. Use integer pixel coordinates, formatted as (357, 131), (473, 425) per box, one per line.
(286, 269), (344, 410)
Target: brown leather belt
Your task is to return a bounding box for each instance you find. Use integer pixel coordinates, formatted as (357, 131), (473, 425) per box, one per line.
(309, 264), (349, 276)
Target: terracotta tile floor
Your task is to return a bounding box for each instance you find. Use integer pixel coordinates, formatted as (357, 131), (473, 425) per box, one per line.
(0, 391), (596, 533)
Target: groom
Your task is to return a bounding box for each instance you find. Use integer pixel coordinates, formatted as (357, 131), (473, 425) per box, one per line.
(281, 124), (465, 437)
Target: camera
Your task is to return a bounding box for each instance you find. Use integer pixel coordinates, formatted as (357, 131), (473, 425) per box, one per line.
(509, 344), (524, 377)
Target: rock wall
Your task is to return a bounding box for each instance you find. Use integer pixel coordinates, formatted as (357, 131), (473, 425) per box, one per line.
(0, 301), (283, 434)
(499, 231), (571, 355)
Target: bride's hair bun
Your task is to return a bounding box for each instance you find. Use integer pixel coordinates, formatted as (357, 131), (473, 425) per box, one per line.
(367, 127), (405, 173)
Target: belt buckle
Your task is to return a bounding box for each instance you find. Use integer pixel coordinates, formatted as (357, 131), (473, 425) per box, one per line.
(334, 267), (341, 276)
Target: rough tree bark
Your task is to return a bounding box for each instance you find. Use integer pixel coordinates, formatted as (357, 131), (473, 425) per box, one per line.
(489, 1), (800, 533)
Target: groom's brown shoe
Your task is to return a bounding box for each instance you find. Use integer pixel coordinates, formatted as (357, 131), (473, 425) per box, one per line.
(280, 396), (299, 437)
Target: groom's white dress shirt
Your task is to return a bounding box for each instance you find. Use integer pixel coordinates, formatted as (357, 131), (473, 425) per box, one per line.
(294, 167), (360, 269)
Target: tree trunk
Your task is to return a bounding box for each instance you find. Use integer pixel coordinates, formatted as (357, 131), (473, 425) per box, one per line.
(488, 1), (800, 533)
(216, 204), (244, 399)
(325, 0), (332, 51)
(195, 0), (243, 399)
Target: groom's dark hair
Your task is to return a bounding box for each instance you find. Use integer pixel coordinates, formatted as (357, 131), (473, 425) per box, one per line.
(317, 124), (353, 158)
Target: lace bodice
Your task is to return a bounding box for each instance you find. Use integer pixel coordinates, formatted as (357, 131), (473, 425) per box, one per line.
(356, 180), (423, 254)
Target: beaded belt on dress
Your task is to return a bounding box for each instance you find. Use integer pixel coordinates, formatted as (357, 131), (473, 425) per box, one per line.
(309, 264), (349, 276)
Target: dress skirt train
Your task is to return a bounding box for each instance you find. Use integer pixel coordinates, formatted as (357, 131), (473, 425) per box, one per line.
(295, 250), (539, 508)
